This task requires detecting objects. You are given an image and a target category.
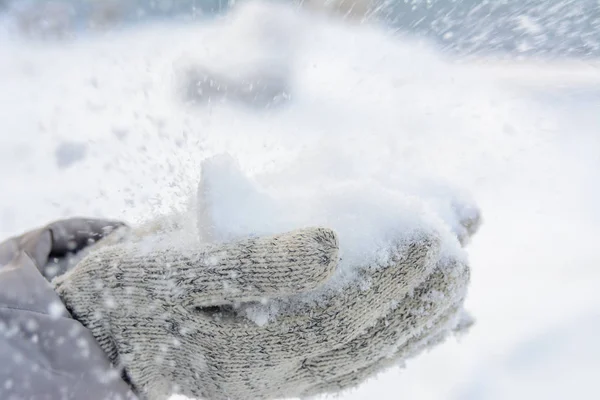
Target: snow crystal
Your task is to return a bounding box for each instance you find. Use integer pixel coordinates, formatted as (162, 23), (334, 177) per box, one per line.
(103, 296), (116, 309)
(245, 310), (269, 327)
(24, 319), (38, 332)
(48, 301), (65, 319)
(242, 301), (280, 327)
(12, 353), (24, 365)
(95, 368), (122, 385)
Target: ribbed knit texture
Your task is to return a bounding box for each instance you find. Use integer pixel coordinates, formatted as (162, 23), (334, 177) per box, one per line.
(53, 225), (471, 400)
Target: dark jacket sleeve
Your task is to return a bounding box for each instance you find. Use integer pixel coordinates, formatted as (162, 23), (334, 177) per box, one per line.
(0, 249), (138, 399)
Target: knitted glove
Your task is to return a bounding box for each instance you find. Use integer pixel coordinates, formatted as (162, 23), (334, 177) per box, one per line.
(239, 209), (476, 398)
(53, 227), (340, 400)
(52, 217), (471, 400)
(298, 256), (470, 396)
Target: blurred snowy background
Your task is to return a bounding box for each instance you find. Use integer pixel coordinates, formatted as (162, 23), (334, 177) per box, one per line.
(1, 0), (600, 399)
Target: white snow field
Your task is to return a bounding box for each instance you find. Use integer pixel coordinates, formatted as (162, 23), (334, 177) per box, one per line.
(1, 1), (600, 399)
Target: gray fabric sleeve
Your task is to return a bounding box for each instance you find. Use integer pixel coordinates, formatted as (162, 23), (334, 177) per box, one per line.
(0, 251), (138, 400)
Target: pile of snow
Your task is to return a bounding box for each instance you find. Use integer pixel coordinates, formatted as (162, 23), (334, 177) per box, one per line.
(194, 153), (468, 322)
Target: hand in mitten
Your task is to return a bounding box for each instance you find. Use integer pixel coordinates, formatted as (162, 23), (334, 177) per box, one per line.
(52, 227), (341, 400)
(52, 219), (474, 400)
(297, 208), (478, 397)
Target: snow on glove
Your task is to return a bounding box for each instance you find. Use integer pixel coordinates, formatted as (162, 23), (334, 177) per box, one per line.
(52, 223), (457, 400)
(296, 197), (479, 396)
(297, 257), (470, 396)
(236, 208), (476, 398)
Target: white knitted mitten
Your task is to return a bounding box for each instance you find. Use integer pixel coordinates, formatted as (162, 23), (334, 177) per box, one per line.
(52, 219), (472, 400)
(53, 227), (340, 399)
(297, 256), (470, 396)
